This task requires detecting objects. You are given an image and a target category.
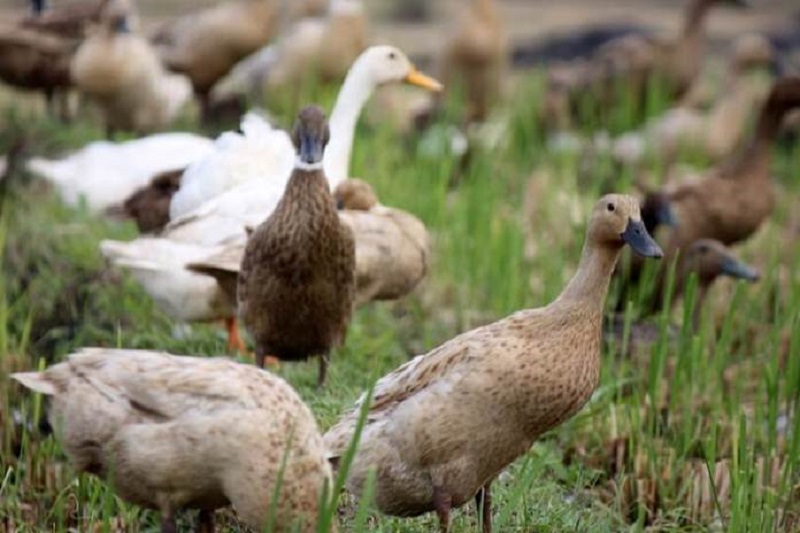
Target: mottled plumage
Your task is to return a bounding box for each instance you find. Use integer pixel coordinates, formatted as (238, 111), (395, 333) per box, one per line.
(324, 194), (662, 532)
(238, 106), (355, 385)
(12, 348), (332, 533)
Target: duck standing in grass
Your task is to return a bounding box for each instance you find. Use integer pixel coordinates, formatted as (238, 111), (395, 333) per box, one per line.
(324, 195), (663, 532)
(238, 105), (355, 386)
(12, 348), (332, 533)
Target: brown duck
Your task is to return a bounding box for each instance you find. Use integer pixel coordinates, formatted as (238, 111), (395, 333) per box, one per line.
(661, 76), (800, 255)
(109, 167), (184, 233)
(607, 238), (759, 359)
(324, 194), (662, 533)
(238, 105), (355, 386)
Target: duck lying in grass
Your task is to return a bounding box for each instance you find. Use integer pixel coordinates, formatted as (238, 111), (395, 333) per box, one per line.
(12, 348), (332, 533)
(238, 105), (355, 386)
(324, 194), (663, 532)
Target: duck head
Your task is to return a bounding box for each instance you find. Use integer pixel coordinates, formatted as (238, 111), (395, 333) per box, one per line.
(101, 0), (134, 33)
(589, 194), (663, 258)
(354, 46), (443, 92)
(292, 105), (331, 166)
(682, 239), (760, 284)
(333, 179), (378, 210)
(641, 192), (678, 234)
(730, 33), (776, 75)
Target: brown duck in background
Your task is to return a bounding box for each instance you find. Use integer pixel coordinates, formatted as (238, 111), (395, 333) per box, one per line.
(238, 105), (355, 386)
(0, 0), (96, 119)
(607, 239), (759, 359)
(109, 167), (184, 233)
(437, 0), (508, 124)
(151, 0), (279, 121)
(545, 0), (747, 127)
(660, 76), (800, 255)
(188, 178), (429, 353)
(21, 0), (103, 39)
(324, 195), (662, 533)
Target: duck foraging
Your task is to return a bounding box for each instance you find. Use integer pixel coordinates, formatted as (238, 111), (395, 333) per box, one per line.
(324, 194), (662, 532)
(238, 105), (355, 386)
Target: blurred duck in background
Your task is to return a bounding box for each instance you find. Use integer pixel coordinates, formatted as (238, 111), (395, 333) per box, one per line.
(70, 0), (192, 137)
(150, 0), (280, 122)
(0, 0), (102, 120)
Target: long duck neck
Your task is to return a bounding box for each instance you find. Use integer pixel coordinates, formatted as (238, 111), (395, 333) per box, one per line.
(553, 240), (622, 314)
(722, 91), (793, 179)
(276, 165), (336, 229)
(323, 60), (375, 187)
(682, 0), (714, 39)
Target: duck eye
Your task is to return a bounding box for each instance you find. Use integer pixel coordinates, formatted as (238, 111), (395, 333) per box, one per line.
(388, 52), (396, 60)
(606, 202), (615, 212)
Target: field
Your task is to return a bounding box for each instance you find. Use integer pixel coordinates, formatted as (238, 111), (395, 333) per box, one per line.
(2, 4), (800, 532)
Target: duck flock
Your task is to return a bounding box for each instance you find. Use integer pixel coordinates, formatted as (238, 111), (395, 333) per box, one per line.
(2, 0), (800, 531)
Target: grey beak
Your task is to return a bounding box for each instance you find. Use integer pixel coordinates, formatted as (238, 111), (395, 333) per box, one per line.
(720, 257), (760, 282)
(621, 218), (663, 258)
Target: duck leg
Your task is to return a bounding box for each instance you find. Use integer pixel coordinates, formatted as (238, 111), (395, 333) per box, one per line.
(433, 486), (452, 533)
(225, 317), (246, 353)
(161, 515), (177, 533)
(475, 483), (493, 533)
(196, 509), (214, 533)
(317, 353), (330, 387)
(254, 346), (281, 370)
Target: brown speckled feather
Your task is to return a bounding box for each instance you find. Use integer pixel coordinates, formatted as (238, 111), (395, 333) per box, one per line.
(238, 160), (355, 362)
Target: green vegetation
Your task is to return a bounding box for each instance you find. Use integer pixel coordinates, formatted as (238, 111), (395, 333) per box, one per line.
(1, 72), (798, 531)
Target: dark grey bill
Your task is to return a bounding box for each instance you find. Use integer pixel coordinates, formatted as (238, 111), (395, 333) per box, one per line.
(720, 257), (760, 282)
(299, 131), (325, 164)
(621, 218), (663, 258)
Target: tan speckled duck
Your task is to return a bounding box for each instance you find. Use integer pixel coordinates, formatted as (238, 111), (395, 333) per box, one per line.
(238, 105), (355, 386)
(12, 348), (332, 533)
(324, 194), (663, 532)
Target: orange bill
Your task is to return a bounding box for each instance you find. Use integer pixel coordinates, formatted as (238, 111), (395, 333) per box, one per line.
(404, 68), (444, 92)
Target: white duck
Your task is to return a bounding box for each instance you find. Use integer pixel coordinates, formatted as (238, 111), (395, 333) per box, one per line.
(169, 45), (442, 221)
(12, 347), (332, 533)
(100, 45), (441, 346)
(27, 132), (214, 212)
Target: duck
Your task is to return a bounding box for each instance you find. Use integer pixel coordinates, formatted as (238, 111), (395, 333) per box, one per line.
(0, 0), (82, 119)
(437, 0), (508, 124)
(323, 194), (663, 532)
(150, 0), (280, 120)
(607, 238), (759, 359)
(100, 46), (440, 350)
(110, 167), (184, 233)
(611, 33), (775, 165)
(545, 0), (747, 127)
(238, 105), (355, 386)
(170, 46), (442, 224)
(251, 0), (368, 95)
(27, 131), (213, 213)
(12, 347), (332, 533)
(70, 0), (192, 136)
(659, 76), (800, 255)
(187, 178), (429, 312)
(20, 0), (103, 40)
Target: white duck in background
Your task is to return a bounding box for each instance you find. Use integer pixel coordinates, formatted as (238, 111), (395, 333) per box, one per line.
(27, 132), (214, 212)
(169, 45), (441, 222)
(100, 45), (442, 345)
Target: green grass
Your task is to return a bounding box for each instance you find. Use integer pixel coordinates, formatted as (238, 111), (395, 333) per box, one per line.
(1, 69), (799, 532)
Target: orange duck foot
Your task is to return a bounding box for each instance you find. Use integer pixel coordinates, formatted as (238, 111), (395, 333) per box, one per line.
(224, 317), (247, 354)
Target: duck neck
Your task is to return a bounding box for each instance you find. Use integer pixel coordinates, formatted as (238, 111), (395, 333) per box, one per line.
(324, 60), (375, 188)
(280, 165), (334, 219)
(554, 241), (621, 314)
(723, 95), (787, 178)
(682, 0), (713, 39)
